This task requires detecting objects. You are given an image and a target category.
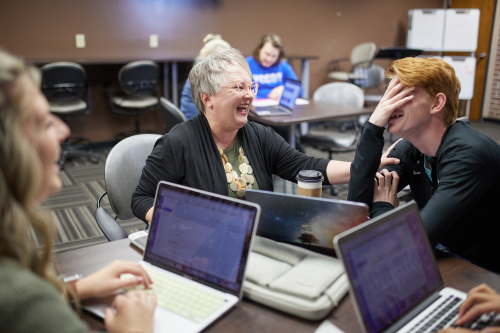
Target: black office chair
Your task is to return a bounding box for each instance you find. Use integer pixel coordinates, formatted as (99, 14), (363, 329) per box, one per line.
(40, 62), (100, 169)
(159, 97), (186, 133)
(104, 60), (160, 135)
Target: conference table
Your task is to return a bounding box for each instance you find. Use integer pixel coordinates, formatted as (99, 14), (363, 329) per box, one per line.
(249, 100), (373, 148)
(55, 239), (500, 333)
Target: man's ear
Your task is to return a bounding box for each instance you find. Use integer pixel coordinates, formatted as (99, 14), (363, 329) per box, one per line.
(201, 93), (213, 111)
(430, 93), (446, 115)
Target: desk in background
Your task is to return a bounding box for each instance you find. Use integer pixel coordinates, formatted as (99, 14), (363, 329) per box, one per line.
(30, 55), (318, 107)
(54, 238), (500, 333)
(249, 101), (373, 148)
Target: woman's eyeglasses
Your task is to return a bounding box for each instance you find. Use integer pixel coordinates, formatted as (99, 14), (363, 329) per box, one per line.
(227, 81), (259, 96)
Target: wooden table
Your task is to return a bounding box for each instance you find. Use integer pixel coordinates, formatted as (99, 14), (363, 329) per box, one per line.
(249, 101), (373, 148)
(54, 239), (500, 333)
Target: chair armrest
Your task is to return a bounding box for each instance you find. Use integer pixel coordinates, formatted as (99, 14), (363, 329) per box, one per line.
(327, 57), (350, 73)
(95, 207), (128, 241)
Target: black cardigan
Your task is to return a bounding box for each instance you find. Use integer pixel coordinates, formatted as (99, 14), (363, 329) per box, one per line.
(132, 114), (330, 222)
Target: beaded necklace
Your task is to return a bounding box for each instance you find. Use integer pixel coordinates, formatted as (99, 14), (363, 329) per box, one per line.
(218, 146), (255, 198)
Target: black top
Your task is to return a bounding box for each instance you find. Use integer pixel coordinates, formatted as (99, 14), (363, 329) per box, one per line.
(348, 121), (500, 272)
(132, 113), (330, 222)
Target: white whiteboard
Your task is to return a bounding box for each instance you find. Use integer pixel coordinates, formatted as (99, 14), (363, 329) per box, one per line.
(443, 9), (480, 51)
(407, 9), (480, 52)
(442, 56), (476, 99)
(407, 9), (445, 50)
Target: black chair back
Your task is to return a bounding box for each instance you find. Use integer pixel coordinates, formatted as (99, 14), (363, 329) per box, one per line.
(159, 97), (186, 133)
(40, 62), (86, 100)
(118, 60), (159, 96)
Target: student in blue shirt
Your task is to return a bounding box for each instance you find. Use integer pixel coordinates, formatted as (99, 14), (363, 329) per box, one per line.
(246, 33), (300, 100)
(180, 34), (231, 120)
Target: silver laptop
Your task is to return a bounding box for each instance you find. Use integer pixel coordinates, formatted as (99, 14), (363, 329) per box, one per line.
(246, 190), (368, 256)
(334, 201), (466, 333)
(143, 181), (261, 332)
(252, 78), (302, 116)
(86, 181), (261, 333)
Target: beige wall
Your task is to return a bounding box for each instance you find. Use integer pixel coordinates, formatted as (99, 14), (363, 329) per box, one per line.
(0, 0), (444, 141)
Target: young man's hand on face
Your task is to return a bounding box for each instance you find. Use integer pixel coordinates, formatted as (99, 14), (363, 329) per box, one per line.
(369, 77), (414, 128)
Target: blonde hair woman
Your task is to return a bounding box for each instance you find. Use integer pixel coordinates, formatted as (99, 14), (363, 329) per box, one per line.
(180, 34), (231, 120)
(0, 51), (156, 333)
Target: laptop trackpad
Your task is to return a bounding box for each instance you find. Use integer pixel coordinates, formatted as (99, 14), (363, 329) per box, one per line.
(268, 256), (344, 300)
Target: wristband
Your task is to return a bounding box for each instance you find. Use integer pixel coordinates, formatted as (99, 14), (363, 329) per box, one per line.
(61, 273), (83, 283)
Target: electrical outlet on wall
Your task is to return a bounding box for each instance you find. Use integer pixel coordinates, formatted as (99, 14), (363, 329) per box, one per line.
(149, 34), (159, 48)
(75, 34), (86, 48)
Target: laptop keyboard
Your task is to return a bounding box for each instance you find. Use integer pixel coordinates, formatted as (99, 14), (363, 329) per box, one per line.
(407, 296), (461, 333)
(122, 268), (227, 323)
(406, 295), (498, 333)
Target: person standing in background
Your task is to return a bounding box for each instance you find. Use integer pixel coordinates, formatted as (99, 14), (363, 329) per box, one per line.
(180, 34), (231, 120)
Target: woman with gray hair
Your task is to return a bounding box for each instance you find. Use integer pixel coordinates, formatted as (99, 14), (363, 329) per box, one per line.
(132, 48), (398, 223)
(180, 34), (231, 120)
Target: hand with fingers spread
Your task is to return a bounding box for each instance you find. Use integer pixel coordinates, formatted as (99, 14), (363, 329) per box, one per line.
(379, 139), (402, 169)
(374, 169), (400, 207)
(369, 77), (414, 128)
(74, 260), (153, 299)
(105, 290), (157, 333)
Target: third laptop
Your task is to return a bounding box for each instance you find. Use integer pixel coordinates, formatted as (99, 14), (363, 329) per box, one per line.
(334, 201), (467, 333)
(252, 78), (302, 116)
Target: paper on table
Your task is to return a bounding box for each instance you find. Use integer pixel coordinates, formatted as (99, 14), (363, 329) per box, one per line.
(252, 99), (279, 107)
(252, 98), (310, 107)
(295, 98), (310, 105)
(314, 320), (345, 333)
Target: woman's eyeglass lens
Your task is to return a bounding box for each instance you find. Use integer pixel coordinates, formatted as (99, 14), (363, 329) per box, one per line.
(235, 82), (259, 95)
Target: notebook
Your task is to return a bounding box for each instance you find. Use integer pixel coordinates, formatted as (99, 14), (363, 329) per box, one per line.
(333, 201), (467, 333)
(252, 78), (302, 116)
(245, 190), (368, 256)
(86, 181), (261, 333)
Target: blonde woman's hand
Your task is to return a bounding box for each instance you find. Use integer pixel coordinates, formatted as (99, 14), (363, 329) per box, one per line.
(75, 260), (153, 299)
(105, 290), (156, 333)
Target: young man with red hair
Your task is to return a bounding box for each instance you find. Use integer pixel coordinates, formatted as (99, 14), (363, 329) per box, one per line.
(348, 57), (500, 273)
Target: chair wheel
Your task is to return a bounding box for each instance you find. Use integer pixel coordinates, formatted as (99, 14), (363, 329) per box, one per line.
(90, 156), (100, 164)
(330, 185), (339, 196)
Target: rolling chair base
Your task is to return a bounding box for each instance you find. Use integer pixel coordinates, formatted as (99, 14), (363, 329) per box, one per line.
(59, 138), (100, 170)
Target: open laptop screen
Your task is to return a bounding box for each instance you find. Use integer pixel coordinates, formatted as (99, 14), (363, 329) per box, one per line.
(339, 204), (442, 333)
(144, 182), (259, 294)
(246, 190), (368, 255)
(279, 78), (301, 110)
